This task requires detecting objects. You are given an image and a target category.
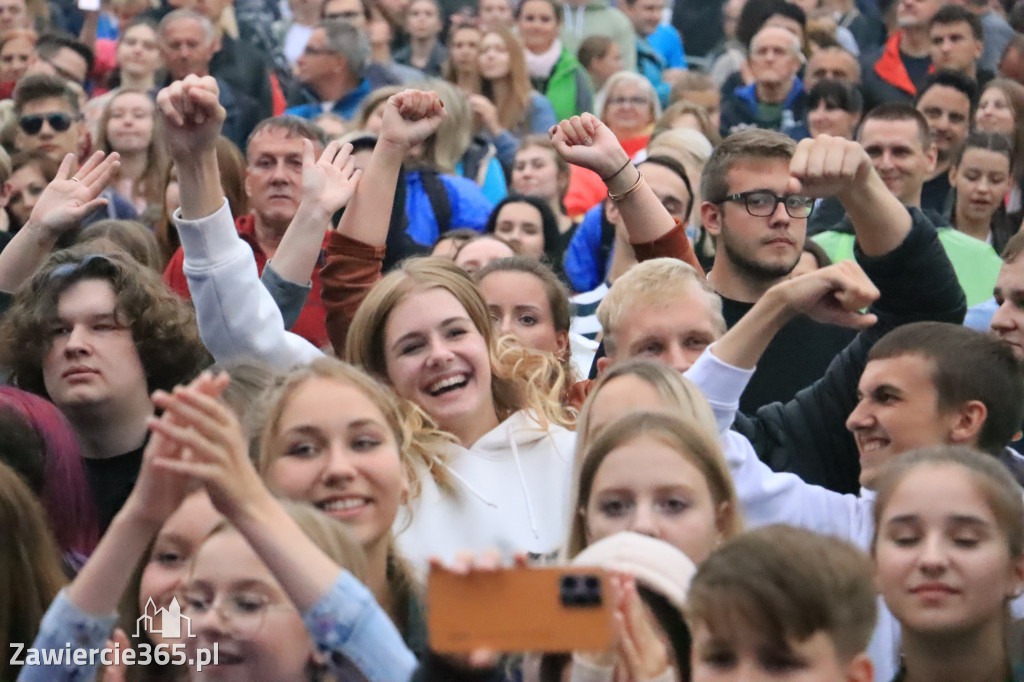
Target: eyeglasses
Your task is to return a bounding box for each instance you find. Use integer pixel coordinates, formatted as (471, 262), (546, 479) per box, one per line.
(47, 254), (117, 282)
(303, 44), (339, 56)
(607, 96), (649, 108)
(323, 9), (363, 20)
(18, 111), (78, 135)
(180, 588), (294, 633)
(720, 190), (815, 219)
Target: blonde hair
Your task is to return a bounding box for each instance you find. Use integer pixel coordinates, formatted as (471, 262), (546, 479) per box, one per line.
(565, 410), (741, 559)
(595, 71), (662, 131)
(479, 28), (532, 132)
(597, 258), (725, 357)
(345, 258), (572, 435)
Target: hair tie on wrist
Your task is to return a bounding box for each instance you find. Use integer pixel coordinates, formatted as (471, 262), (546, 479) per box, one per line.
(601, 158), (632, 183)
(608, 168), (645, 202)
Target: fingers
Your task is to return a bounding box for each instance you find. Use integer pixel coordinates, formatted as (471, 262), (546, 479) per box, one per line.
(303, 137), (316, 169)
(791, 135), (868, 188)
(80, 154), (121, 194)
(56, 152), (79, 181)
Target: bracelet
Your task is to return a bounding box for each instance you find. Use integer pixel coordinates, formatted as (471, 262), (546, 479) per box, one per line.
(600, 158), (632, 182)
(608, 167), (645, 202)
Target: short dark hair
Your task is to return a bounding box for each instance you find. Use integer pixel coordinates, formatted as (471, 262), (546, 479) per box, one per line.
(930, 4), (984, 42)
(736, 0), (802, 50)
(868, 322), (1024, 456)
(245, 115), (329, 160)
(483, 194), (564, 268)
(916, 68), (979, 115)
(859, 102), (931, 149)
(808, 79), (864, 114)
(0, 245), (210, 399)
(641, 154), (694, 221)
(13, 73), (79, 116)
(35, 32), (95, 79)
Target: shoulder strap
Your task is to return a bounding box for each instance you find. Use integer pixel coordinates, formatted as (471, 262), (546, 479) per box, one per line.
(420, 169), (452, 235)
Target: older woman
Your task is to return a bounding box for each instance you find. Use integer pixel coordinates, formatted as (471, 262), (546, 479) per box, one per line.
(594, 71), (660, 158)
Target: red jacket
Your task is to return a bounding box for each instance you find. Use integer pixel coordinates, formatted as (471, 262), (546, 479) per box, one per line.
(163, 213), (329, 348)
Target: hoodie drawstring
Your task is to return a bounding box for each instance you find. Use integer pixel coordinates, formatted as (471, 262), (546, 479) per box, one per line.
(509, 435), (540, 540)
(435, 459), (499, 508)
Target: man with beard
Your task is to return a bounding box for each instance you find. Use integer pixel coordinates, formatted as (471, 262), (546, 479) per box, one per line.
(915, 69), (976, 215)
(700, 128), (856, 411)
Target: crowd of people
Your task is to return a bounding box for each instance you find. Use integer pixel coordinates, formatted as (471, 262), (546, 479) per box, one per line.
(2, 0), (1024, 680)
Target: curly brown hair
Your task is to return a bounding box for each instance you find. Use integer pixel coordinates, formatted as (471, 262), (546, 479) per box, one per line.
(0, 244), (210, 399)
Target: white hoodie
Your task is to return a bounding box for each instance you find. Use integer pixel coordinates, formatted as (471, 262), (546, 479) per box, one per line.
(396, 410), (576, 567)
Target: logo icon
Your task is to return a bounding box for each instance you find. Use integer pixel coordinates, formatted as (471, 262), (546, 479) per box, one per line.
(135, 597), (195, 639)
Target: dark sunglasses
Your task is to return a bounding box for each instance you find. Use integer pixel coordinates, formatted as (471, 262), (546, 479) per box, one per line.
(47, 254), (117, 282)
(18, 112), (77, 135)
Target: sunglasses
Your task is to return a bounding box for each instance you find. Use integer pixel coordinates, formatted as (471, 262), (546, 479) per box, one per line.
(47, 254), (117, 282)
(18, 112), (78, 135)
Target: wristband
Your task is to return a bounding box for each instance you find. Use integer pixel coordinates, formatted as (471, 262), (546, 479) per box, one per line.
(600, 158), (632, 182)
(608, 167), (645, 202)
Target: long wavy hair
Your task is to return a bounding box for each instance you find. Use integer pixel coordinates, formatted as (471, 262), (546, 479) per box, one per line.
(479, 28), (532, 133)
(345, 257), (571, 434)
(94, 88), (169, 213)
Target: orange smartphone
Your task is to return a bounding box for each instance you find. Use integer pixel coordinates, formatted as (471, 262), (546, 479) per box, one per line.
(427, 566), (613, 653)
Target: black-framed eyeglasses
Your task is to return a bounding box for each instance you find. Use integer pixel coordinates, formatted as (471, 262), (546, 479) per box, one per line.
(323, 9), (363, 21)
(719, 190), (814, 219)
(18, 112), (78, 135)
(47, 254), (117, 282)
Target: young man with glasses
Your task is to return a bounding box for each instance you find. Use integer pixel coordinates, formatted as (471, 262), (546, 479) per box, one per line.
(12, 73), (86, 163)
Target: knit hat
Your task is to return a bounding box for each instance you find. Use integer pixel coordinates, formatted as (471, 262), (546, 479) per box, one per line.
(570, 532), (696, 615)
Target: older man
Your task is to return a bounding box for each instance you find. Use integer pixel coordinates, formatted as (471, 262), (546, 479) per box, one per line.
(720, 26), (808, 140)
(285, 18), (373, 121)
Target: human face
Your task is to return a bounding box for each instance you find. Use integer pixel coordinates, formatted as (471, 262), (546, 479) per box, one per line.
(584, 374), (669, 441)
(265, 378), (405, 548)
(322, 0), (366, 29)
(845, 354), (960, 489)
(975, 87), (1016, 135)
(491, 202), (545, 258)
(603, 81), (654, 137)
(590, 42), (623, 87)
(606, 293), (720, 373)
(41, 278), (150, 415)
(749, 27), (802, 89)
(406, 0), (441, 40)
(691, 621), (866, 682)
(916, 85), (971, 163)
(859, 117), (935, 205)
(478, 32), (510, 81)
(622, 0), (663, 38)
(105, 91), (155, 154)
(990, 255), (1024, 361)
(1000, 47), (1024, 85)
(706, 159), (805, 281)
(950, 148), (1012, 226)
(184, 531), (315, 682)
(897, 0), (942, 29)
(296, 27), (344, 88)
(448, 26), (481, 72)
(383, 287), (497, 435)
(585, 434), (724, 564)
(0, 34), (32, 81)
(807, 100), (858, 139)
(517, 0), (559, 54)
(6, 163), (47, 229)
(28, 45), (88, 84)
(14, 96), (83, 161)
(930, 21), (983, 73)
(244, 128), (307, 229)
(681, 89), (721, 130)
(512, 145), (561, 201)
(0, 0), (27, 33)
(454, 237), (514, 274)
(804, 48), (859, 91)
(138, 492), (221, 647)
(159, 18), (217, 80)
(478, 270), (567, 356)
(875, 464), (1024, 639)
(479, 0), (512, 29)
(644, 161), (692, 225)
(117, 24), (162, 79)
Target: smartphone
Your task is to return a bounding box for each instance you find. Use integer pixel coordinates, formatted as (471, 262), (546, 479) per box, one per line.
(428, 566), (613, 653)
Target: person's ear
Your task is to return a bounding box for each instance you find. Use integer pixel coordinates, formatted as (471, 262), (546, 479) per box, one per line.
(947, 399), (987, 446)
(596, 355), (612, 375)
(0, 180), (12, 210)
(714, 500), (732, 540)
(555, 330), (569, 360)
(845, 652), (874, 682)
(701, 200), (723, 237)
(604, 198), (621, 225)
(948, 162), (958, 185)
(1007, 553), (1024, 601)
(925, 142), (938, 174)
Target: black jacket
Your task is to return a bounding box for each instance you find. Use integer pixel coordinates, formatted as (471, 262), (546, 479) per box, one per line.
(733, 208), (967, 493)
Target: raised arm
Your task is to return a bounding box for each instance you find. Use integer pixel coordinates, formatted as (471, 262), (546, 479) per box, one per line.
(790, 134), (911, 256)
(321, 90), (445, 354)
(0, 151), (119, 293)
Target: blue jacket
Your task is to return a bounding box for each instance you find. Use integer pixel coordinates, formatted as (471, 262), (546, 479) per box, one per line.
(719, 78), (810, 140)
(563, 203), (608, 293)
(637, 35), (672, 108)
(404, 170), (494, 246)
(647, 24), (687, 69)
(285, 78), (373, 121)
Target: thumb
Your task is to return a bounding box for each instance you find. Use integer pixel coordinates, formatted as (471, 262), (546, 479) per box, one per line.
(785, 175), (802, 196)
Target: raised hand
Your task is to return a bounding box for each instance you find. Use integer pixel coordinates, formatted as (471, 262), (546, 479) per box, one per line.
(788, 134), (874, 200)
(775, 260), (879, 329)
(155, 75), (226, 162)
(26, 151), (120, 240)
(549, 113), (631, 182)
(467, 93), (502, 135)
(611, 574), (671, 680)
(300, 139), (362, 218)
(378, 89), (447, 152)
(148, 374), (271, 520)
